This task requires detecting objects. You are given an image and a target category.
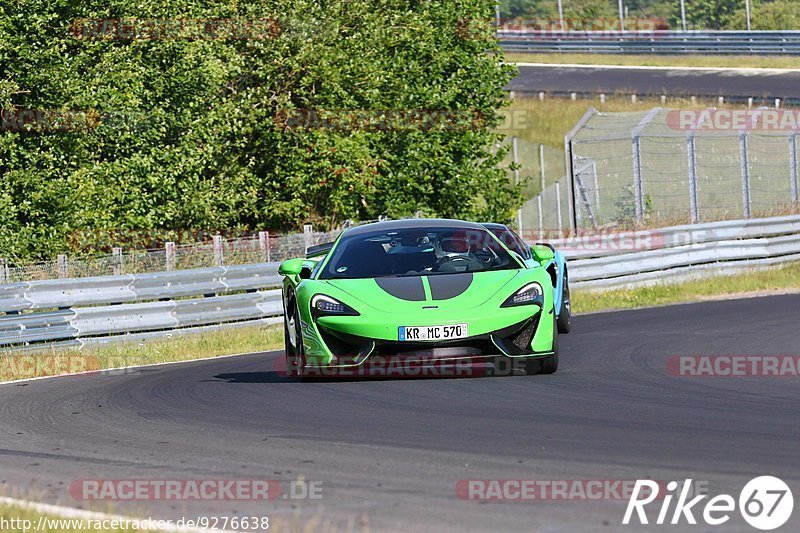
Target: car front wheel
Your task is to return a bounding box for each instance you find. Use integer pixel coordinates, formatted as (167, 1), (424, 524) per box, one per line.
(283, 294), (305, 378)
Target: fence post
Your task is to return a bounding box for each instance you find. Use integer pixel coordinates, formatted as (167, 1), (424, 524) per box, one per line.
(512, 137), (523, 236)
(213, 235), (223, 266)
(790, 134), (799, 204)
(303, 224), (313, 253)
(537, 195), (544, 241)
(165, 242), (176, 271)
(631, 136), (644, 223)
(687, 135), (700, 223)
(555, 182), (563, 236)
(739, 132), (752, 219)
(0, 258), (6, 283)
(57, 254), (68, 279)
(631, 108), (661, 225)
(259, 231), (270, 263)
(112, 247), (123, 275)
(565, 107), (599, 232)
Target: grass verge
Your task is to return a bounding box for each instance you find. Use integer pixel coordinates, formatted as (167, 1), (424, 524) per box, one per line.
(572, 263), (800, 314)
(503, 52), (800, 70)
(0, 325), (283, 382)
(501, 93), (747, 147)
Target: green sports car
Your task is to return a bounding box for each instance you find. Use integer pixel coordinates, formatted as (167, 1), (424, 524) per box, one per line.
(278, 219), (559, 378)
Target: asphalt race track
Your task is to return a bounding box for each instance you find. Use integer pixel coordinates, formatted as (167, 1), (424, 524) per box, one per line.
(510, 64), (800, 101)
(1, 293), (799, 532)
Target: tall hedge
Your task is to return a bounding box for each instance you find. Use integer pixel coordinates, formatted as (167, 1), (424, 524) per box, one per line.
(0, 0), (517, 262)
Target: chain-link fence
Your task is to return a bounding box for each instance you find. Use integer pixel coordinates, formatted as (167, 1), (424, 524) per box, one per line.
(498, 136), (569, 241)
(565, 107), (800, 231)
(0, 226), (341, 283)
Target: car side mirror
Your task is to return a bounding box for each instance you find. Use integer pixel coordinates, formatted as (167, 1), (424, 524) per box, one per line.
(278, 258), (304, 276)
(531, 244), (555, 263)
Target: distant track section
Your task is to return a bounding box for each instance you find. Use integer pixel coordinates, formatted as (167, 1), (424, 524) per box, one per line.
(510, 63), (800, 102)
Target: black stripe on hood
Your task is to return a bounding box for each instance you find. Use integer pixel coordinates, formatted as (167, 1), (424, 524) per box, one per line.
(428, 273), (473, 300)
(375, 277), (426, 301)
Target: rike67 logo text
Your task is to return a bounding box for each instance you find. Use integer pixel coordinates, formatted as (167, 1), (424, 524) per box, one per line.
(624, 477), (793, 530)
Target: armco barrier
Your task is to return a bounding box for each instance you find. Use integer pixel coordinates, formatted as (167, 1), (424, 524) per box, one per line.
(1, 215), (799, 351)
(499, 30), (800, 55)
(551, 215), (800, 289)
(0, 263), (284, 351)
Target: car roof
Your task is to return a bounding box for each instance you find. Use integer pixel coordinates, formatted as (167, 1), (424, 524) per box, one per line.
(480, 222), (508, 231)
(342, 218), (487, 236)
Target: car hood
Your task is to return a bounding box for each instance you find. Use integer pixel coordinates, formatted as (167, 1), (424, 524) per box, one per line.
(321, 269), (523, 312)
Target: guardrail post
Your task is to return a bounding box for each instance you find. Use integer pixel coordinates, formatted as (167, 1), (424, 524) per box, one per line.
(303, 224), (313, 253)
(790, 134), (799, 204)
(165, 242), (176, 271)
(739, 132), (752, 218)
(112, 247), (123, 275)
(259, 231), (270, 263)
(213, 235), (223, 266)
(57, 254), (68, 279)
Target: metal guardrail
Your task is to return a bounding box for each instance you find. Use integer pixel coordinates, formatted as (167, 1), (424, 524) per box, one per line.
(551, 215), (800, 289)
(1, 215), (799, 351)
(0, 263), (284, 350)
(499, 30), (800, 55)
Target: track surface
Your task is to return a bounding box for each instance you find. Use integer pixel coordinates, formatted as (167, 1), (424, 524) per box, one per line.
(510, 64), (800, 99)
(1, 294), (800, 532)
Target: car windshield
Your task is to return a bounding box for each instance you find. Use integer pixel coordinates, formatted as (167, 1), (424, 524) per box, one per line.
(319, 226), (521, 279)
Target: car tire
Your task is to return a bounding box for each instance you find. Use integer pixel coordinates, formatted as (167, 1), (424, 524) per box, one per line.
(525, 314), (559, 375)
(284, 294), (306, 379)
(556, 279), (572, 334)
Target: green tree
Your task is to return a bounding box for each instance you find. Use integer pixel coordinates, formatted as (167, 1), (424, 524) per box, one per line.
(670, 0), (741, 30)
(726, 0), (800, 30)
(0, 0), (518, 262)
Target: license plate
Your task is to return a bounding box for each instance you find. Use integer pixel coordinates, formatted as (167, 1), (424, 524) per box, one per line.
(398, 324), (468, 341)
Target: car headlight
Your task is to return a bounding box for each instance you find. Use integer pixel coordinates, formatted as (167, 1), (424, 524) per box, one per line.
(501, 282), (544, 308)
(310, 294), (360, 318)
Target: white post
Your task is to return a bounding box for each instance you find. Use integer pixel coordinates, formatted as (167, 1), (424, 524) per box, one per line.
(618, 0), (625, 32)
(680, 0), (687, 31)
(259, 231), (270, 262)
(557, 0), (565, 30)
(739, 132), (752, 218)
(555, 181), (563, 236)
(539, 144), (546, 193)
(687, 135), (700, 223)
(112, 247), (123, 275)
(213, 235), (223, 266)
(303, 224), (313, 253)
(165, 242), (176, 271)
(745, 0), (752, 31)
(537, 194), (544, 241)
(57, 254), (68, 279)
